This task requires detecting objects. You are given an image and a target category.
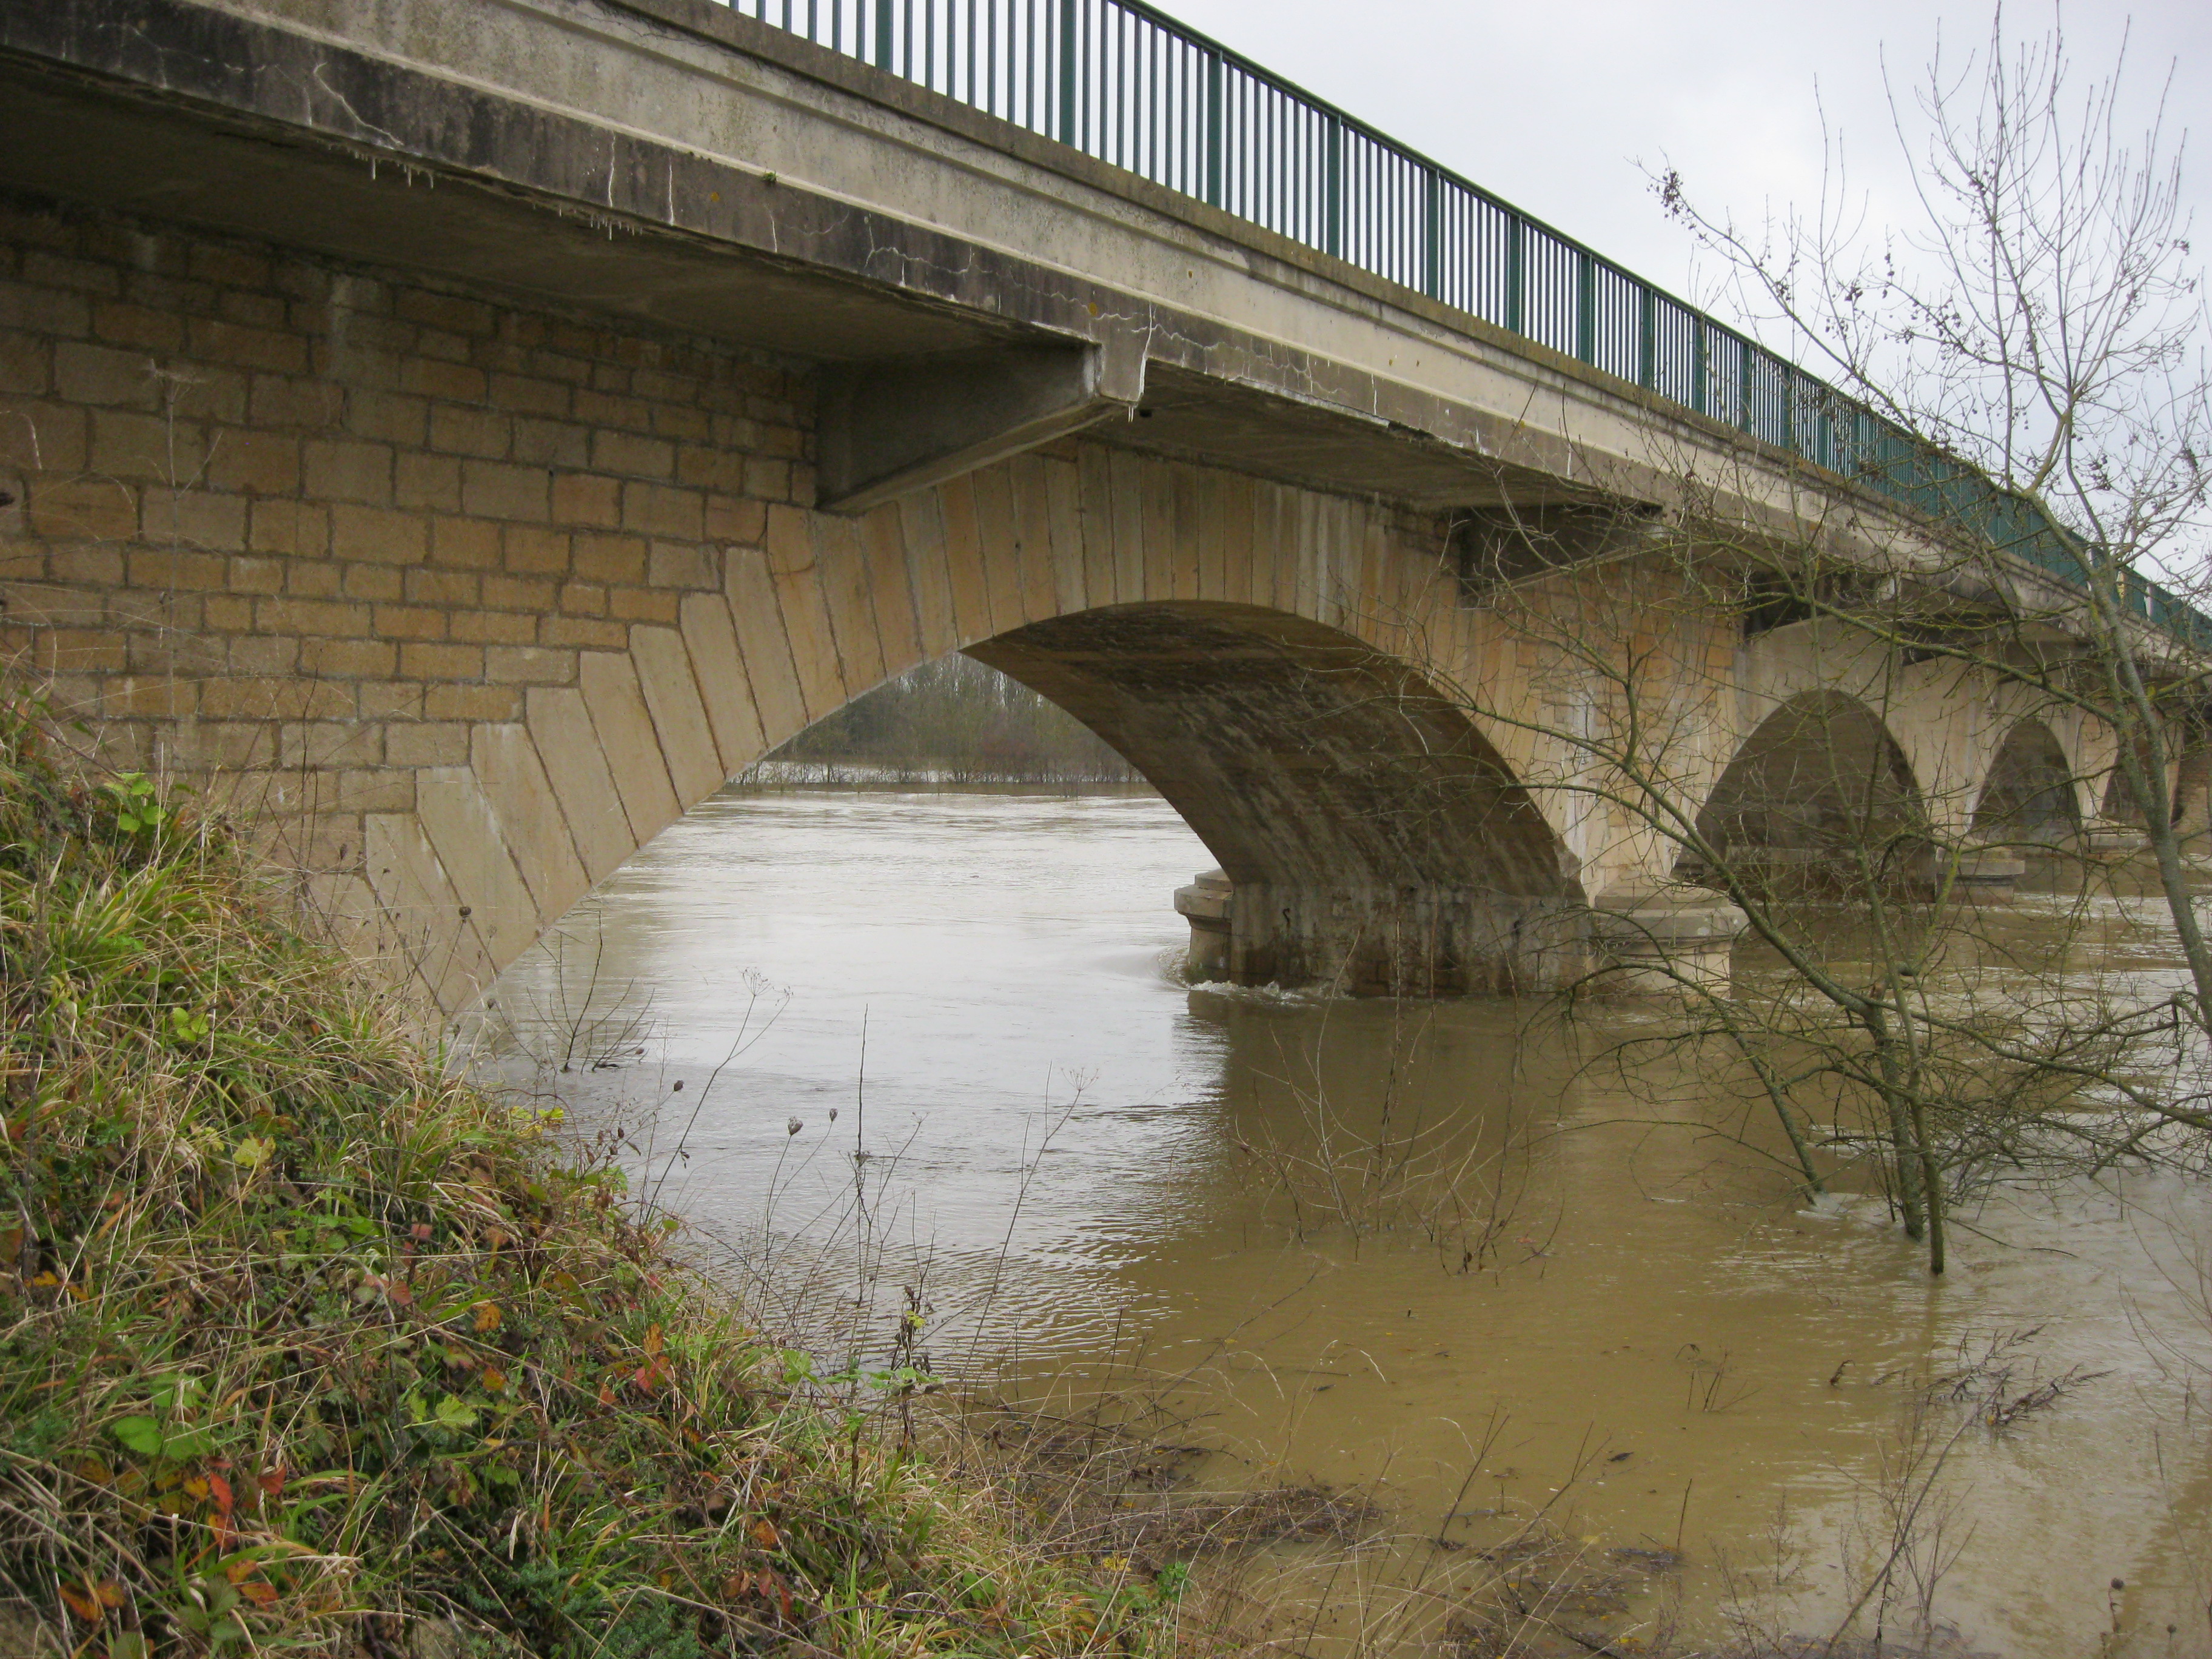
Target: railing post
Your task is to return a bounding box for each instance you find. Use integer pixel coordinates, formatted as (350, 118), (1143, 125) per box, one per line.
(1204, 50), (1223, 209)
(1690, 318), (1707, 414)
(1423, 170), (1442, 301)
(1506, 213), (1524, 337)
(873, 0), (891, 67)
(1575, 250), (1595, 364)
(1058, 0), (1077, 146)
(1325, 115), (1342, 258)
(1637, 284), (1655, 389)
(1738, 337), (1754, 434)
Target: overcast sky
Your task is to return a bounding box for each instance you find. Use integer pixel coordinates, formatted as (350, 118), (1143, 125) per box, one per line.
(1159, 0), (2210, 332)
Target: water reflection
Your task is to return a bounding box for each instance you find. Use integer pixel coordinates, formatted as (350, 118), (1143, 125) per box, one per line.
(481, 783), (2212, 1654)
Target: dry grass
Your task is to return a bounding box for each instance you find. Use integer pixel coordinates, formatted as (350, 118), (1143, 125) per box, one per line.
(0, 690), (1179, 1657)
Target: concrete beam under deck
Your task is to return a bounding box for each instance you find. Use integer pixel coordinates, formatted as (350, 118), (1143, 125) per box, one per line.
(815, 344), (1137, 514)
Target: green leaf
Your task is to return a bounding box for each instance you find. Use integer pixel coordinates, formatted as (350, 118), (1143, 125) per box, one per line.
(150, 1377), (202, 1415)
(111, 1416), (164, 1457)
(434, 1394), (477, 1432)
(162, 1426), (214, 1460)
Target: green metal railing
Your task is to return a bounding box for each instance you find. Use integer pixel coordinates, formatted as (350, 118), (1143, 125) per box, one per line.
(710, 0), (2202, 641)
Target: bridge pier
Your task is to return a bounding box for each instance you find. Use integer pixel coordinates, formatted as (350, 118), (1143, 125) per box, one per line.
(1225, 882), (1581, 997)
(1176, 869), (1749, 997)
(1590, 880), (1749, 996)
(1171, 876), (1582, 995)
(1951, 846), (2027, 900)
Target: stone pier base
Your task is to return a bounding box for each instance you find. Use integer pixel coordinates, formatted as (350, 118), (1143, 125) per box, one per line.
(1951, 846), (2027, 902)
(1171, 871), (1583, 996)
(1175, 869), (1233, 982)
(1590, 880), (1749, 996)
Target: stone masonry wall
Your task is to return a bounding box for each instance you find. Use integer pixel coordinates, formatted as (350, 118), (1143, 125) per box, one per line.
(0, 192), (811, 1001)
(0, 193), (1537, 1010)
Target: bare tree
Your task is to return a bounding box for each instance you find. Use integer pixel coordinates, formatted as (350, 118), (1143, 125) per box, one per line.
(1657, 8), (2212, 1010)
(1426, 527), (2168, 1279)
(1342, 16), (2212, 1282)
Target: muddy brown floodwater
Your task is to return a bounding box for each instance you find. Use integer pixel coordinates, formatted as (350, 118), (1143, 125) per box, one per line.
(476, 783), (2212, 1656)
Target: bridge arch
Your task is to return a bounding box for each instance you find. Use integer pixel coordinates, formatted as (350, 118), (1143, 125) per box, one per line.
(1685, 689), (1927, 885)
(1972, 719), (2083, 845)
(974, 603), (1579, 994)
(2095, 727), (2212, 831)
(338, 444), (1586, 1012)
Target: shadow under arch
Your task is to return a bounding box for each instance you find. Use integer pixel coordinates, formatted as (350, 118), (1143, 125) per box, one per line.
(1683, 688), (1927, 890)
(2097, 727), (2207, 830)
(1974, 719), (2083, 845)
(968, 601), (1582, 995)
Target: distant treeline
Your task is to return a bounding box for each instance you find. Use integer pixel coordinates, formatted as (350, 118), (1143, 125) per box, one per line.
(757, 654), (1147, 785)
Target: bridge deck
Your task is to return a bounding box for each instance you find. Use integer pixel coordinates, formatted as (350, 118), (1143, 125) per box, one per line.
(684, 0), (2200, 637)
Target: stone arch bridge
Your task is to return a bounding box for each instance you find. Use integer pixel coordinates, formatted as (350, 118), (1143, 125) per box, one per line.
(0, 0), (2190, 1010)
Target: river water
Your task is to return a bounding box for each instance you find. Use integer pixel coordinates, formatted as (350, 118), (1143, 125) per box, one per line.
(477, 783), (2212, 1656)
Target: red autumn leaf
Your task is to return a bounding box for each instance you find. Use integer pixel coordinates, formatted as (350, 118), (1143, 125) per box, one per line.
(256, 1467), (287, 1499)
(207, 1472), (234, 1515)
(238, 1580), (280, 1607)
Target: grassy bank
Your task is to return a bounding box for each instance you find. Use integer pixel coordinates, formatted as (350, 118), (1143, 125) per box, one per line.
(0, 692), (1176, 1657)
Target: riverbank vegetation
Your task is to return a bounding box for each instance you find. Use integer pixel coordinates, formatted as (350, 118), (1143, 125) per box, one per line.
(757, 656), (1144, 786)
(0, 691), (1180, 1657)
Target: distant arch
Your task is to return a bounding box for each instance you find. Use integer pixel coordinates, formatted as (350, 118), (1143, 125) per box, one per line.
(1974, 720), (2082, 844)
(1687, 690), (1926, 884)
(2096, 726), (2208, 830)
